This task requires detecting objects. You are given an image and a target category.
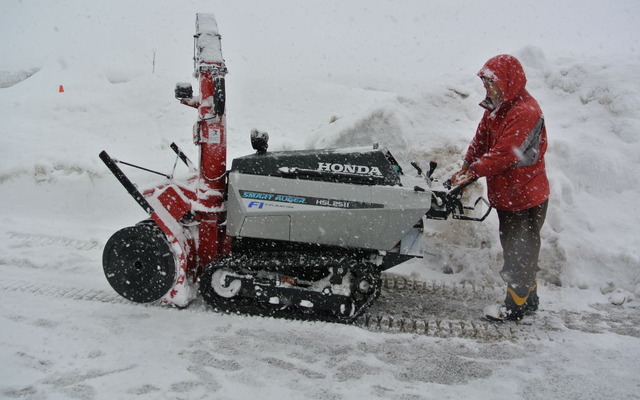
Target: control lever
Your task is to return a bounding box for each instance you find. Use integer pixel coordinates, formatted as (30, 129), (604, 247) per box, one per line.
(411, 160), (438, 187)
(426, 161), (437, 179)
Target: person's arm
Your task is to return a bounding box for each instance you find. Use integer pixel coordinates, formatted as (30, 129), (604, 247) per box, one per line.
(467, 112), (540, 178)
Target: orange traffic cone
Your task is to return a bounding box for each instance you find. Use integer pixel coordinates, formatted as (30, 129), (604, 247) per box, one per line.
(58, 85), (64, 93)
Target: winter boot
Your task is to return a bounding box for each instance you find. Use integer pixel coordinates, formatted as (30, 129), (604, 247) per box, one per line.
(525, 283), (539, 312)
(484, 283), (537, 322)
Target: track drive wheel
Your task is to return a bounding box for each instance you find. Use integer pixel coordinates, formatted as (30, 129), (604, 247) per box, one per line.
(342, 265), (382, 321)
(102, 223), (176, 303)
(199, 263), (251, 312)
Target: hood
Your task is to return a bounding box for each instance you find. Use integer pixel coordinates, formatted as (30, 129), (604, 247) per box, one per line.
(478, 54), (527, 106)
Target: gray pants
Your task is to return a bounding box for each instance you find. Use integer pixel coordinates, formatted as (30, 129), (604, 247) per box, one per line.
(497, 200), (548, 288)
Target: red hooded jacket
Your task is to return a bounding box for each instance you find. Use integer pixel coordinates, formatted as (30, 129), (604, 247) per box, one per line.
(464, 55), (549, 211)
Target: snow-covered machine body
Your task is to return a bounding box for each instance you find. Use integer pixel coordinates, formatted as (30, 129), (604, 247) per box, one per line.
(227, 147), (429, 251)
(98, 13), (489, 322)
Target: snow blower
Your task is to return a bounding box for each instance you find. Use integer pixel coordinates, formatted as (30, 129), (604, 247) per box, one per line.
(99, 13), (490, 322)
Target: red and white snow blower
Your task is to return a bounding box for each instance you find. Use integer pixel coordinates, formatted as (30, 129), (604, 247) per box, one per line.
(99, 13), (489, 322)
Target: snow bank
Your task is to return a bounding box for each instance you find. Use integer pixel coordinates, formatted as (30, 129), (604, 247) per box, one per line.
(306, 47), (640, 295)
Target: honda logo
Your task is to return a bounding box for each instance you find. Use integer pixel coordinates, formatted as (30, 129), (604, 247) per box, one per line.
(317, 163), (382, 176)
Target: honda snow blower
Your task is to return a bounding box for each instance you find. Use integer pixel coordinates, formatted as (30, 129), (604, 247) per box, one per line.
(99, 13), (490, 322)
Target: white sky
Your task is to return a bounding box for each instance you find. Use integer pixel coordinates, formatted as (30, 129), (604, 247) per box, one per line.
(2, 0), (639, 89)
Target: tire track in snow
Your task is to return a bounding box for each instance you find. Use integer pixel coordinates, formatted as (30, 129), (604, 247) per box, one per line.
(0, 280), (128, 304)
(0, 275), (522, 341)
(365, 274), (518, 340)
(5, 232), (624, 341)
(7, 231), (101, 251)
(6, 274), (634, 342)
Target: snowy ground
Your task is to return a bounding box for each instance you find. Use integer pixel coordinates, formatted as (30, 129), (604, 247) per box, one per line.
(1, 1), (640, 399)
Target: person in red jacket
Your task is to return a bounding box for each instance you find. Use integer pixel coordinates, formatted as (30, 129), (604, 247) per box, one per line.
(452, 54), (549, 321)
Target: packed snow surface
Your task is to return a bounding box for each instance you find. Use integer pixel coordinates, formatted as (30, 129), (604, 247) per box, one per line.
(1, 1), (639, 399)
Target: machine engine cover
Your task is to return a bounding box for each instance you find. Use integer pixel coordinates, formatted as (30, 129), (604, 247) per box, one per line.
(226, 147), (431, 251)
(231, 146), (402, 186)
